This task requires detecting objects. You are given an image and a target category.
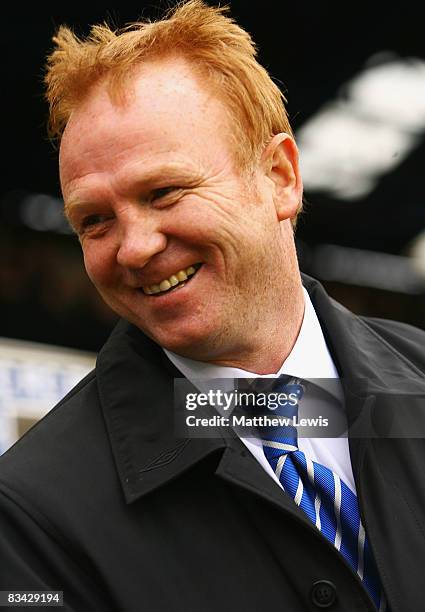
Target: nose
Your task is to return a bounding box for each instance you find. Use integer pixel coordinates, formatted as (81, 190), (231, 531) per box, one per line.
(116, 209), (167, 269)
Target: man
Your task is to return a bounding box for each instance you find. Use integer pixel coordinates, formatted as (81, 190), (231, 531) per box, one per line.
(0, 1), (424, 610)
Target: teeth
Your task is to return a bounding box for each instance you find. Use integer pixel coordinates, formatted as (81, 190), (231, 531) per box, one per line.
(159, 280), (171, 291)
(143, 264), (201, 295)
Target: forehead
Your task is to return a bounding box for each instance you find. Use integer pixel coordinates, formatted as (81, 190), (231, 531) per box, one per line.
(59, 57), (236, 195)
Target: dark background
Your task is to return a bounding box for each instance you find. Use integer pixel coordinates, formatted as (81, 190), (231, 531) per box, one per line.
(1, 1), (424, 351)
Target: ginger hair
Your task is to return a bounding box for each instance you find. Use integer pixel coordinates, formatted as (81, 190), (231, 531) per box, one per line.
(45, 0), (294, 173)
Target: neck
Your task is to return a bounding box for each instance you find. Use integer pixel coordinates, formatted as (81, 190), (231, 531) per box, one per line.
(208, 277), (305, 374)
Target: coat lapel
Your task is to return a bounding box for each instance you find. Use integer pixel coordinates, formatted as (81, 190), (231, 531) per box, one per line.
(96, 320), (228, 503)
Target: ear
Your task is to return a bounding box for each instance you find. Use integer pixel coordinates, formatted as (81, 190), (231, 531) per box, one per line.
(260, 133), (303, 221)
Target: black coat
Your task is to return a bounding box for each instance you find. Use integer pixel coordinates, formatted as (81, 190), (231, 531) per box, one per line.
(0, 275), (424, 611)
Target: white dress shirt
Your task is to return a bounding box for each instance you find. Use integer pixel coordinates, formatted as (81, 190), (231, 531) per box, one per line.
(164, 288), (357, 494)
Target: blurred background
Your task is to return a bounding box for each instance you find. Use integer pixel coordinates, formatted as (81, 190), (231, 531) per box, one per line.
(1, 1), (424, 450)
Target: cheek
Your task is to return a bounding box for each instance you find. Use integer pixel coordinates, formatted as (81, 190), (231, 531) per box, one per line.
(82, 244), (115, 287)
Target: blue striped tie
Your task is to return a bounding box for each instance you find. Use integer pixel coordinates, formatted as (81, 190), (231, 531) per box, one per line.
(258, 376), (385, 610)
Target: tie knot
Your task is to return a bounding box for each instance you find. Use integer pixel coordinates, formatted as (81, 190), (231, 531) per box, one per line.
(237, 374), (305, 398)
(272, 375), (305, 401)
(235, 375), (306, 449)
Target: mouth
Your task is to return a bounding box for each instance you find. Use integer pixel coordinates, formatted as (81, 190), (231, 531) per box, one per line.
(142, 263), (203, 296)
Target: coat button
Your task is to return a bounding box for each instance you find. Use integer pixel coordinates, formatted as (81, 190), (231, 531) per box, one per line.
(310, 580), (337, 608)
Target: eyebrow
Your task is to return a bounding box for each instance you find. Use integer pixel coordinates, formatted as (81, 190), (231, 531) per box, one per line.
(64, 166), (203, 218)
(64, 199), (98, 222)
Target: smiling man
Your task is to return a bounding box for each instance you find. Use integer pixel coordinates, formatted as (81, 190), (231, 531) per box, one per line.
(1, 2), (425, 611)
(60, 55), (303, 372)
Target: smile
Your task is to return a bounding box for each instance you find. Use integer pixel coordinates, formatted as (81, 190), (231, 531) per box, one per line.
(142, 263), (203, 296)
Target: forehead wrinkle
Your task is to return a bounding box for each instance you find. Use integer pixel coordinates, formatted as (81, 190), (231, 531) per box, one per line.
(62, 114), (210, 205)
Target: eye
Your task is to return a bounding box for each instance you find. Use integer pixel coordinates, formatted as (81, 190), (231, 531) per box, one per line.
(76, 213), (114, 236)
(151, 186), (179, 201)
(81, 214), (108, 228)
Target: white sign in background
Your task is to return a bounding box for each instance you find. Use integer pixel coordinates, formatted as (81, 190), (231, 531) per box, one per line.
(0, 338), (95, 454)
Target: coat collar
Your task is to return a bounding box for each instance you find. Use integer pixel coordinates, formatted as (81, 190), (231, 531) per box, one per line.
(302, 275), (425, 486)
(96, 274), (425, 504)
(96, 319), (229, 503)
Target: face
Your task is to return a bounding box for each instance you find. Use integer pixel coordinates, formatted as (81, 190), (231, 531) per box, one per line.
(60, 57), (302, 368)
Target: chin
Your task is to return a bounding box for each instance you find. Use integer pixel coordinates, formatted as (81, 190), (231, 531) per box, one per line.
(150, 324), (217, 360)
(156, 334), (209, 359)
(122, 303), (228, 359)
